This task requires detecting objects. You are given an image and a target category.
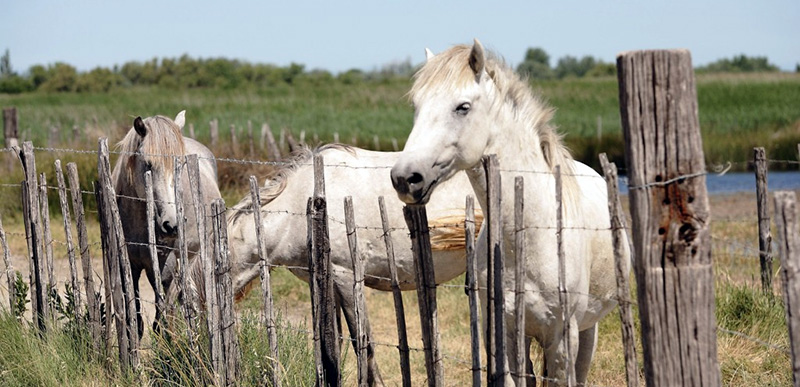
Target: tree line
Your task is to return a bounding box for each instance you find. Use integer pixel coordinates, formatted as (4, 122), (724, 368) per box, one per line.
(0, 47), (789, 94)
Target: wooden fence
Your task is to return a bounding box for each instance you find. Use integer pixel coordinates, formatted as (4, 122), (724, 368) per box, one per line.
(1, 48), (799, 386)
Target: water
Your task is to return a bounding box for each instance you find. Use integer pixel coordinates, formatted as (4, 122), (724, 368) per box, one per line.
(619, 171), (800, 195)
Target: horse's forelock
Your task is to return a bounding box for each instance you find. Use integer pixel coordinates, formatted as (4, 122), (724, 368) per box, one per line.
(117, 115), (186, 183)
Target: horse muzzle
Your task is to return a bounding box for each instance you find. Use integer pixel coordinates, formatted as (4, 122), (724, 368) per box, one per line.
(390, 164), (434, 205)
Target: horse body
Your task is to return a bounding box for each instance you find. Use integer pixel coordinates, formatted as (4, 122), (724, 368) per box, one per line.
(223, 144), (479, 385)
(391, 40), (628, 386)
(111, 111), (222, 330)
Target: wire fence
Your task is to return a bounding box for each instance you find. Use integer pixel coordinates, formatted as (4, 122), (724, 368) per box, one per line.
(0, 143), (797, 386)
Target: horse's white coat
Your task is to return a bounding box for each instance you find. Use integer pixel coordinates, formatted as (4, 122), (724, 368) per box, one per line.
(223, 145), (479, 385)
(391, 40), (630, 386)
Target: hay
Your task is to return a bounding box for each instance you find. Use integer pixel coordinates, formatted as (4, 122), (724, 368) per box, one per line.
(429, 209), (484, 252)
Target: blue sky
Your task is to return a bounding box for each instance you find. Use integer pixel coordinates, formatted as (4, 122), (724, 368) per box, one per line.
(2, 1), (798, 74)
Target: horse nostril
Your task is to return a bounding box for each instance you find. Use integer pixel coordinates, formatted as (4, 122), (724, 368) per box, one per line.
(162, 221), (176, 235)
(407, 172), (424, 185)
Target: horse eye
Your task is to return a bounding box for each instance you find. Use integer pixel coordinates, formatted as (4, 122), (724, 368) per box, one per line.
(455, 102), (471, 116)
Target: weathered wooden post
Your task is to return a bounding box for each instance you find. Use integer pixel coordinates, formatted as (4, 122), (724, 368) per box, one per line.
(264, 123), (281, 162)
(55, 160), (82, 318)
(249, 176), (280, 387)
(773, 191), (799, 386)
(306, 154), (340, 386)
(173, 156), (197, 349)
(617, 49), (720, 386)
(211, 198), (240, 386)
(209, 119), (219, 147)
(0, 215), (14, 314)
(97, 137), (140, 370)
(599, 153), (639, 387)
(18, 141), (47, 331)
(513, 176), (527, 386)
(39, 173), (56, 295)
(464, 195), (482, 387)
(555, 166), (575, 387)
(754, 147), (773, 293)
(403, 203), (444, 387)
(344, 196), (369, 387)
(66, 162), (101, 347)
(247, 120), (255, 156)
(378, 196), (412, 387)
(3, 107), (18, 148)
(143, 172), (166, 325)
(483, 154), (507, 386)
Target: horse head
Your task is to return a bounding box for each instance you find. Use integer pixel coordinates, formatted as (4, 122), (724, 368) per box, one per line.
(124, 110), (187, 237)
(391, 39), (496, 204)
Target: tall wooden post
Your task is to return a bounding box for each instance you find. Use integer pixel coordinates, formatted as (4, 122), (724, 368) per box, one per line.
(773, 191), (799, 386)
(617, 49), (720, 386)
(754, 147), (773, 293)
(18, 141), (47, 330)
(3, 107), (18, 148)
(483, 154), (507, 386)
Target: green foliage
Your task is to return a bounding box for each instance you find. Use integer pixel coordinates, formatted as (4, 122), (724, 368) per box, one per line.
(12, 271), (29, 320)
(555, 55), (600, 79)
(517, 47), (554, 80)
(697, 54), (780, 73)
(0, 49), (12, 77)
(40, 62), (79, 92)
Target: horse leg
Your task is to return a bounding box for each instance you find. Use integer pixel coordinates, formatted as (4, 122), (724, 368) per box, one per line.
(525, 336), (536, 387)
(144, 267), (163, 333)
(333, 280), (384, 386)
(542, 317), (579, 386)
(574, 324), (598, 385)
(131, 266), (145, 337)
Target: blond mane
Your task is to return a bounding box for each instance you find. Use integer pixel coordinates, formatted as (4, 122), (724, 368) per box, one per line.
(116, 115), (186, 183)
(410, 45), (577, 187)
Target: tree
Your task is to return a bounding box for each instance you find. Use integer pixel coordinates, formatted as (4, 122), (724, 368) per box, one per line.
(517, 47), (553, 80)
(696, 54), (779, 73)
(555, 55), (598, 79)
(0, 49), (13, 78)
(40, 62), (78, 92)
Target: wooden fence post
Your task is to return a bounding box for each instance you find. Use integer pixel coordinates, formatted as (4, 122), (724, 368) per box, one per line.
(3, 107), (18, 148)
(188, 123), (195, 139)
(464, 195), (482, 387)
(773, 191), (800, 386)
(39, 173), (56, 295)
(264, 123), (281, 162)
(66, 162), (101, 347)
(555, 166), (575, 387)
(247, 121), (255, 157)
(599, 153), (639, 387)
(403, 204), (443, 387)
(211, 199), (240, 386)
(513, 176), (527, 386)
(378, 196), (412, 387)
(18, 141), (47, 330)
(209, 119), (219, 147)
(173, 156), (198, 350)
(97, 137), (140, 370)
(249, 176), (280, 387)
(55, 160), (82, 318)
(754, 147), (773, 293)
(617, 49), (720, 386)
(0, 215), (15, 314)
(307, 154), (340, 386)
(483, 154), (507, 386)
(143, 172), (166, 325)
(344, 196), (369, 387)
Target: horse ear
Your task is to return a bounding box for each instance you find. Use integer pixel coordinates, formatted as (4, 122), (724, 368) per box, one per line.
(133, 116), (146, 137)
(468, 38), (486, 77)
(425, 48), (435, 61)
(174, 110), (186, 130)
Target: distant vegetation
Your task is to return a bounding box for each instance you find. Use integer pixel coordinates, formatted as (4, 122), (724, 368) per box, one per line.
(0, 47), (793, 94)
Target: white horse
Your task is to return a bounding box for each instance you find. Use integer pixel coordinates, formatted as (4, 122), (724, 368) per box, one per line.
(112, 111), (222, 332)
(390, 40), (629, 386)
(209, 144), (481, 386)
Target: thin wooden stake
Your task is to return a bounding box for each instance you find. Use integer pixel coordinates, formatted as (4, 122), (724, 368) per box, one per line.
(209, 119), (219, 147)
(0, 215), (15, 314)
(403, 204), (443, 387)
(19, 142), (47, 330)
(264, 123), (281, 162)
(39, 173), (56, 300)
(55, 160), (81, 318)
(67, 162), (101, 347)
(465, 195), (482, 387)
(211, 199), (240, 386)
(555, 165), (575, 387)
(247, 120), (255, 156)
(513, 176), (527, 386)
(144, 171), (166, 324)
(3, 107), (18, 148)
(249, 176), (280, 387)
(378, 196), (411, 387)
(483, 154), (507, 386)
(173, 156), (197, 349)
(344, 196), (369, 387)
(230, 124), (239, 156)
(754, 147), (773, 293)
(188, 123), (195, 139)
(773, 192), (800, 386)
(600, 153), (639, 387)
